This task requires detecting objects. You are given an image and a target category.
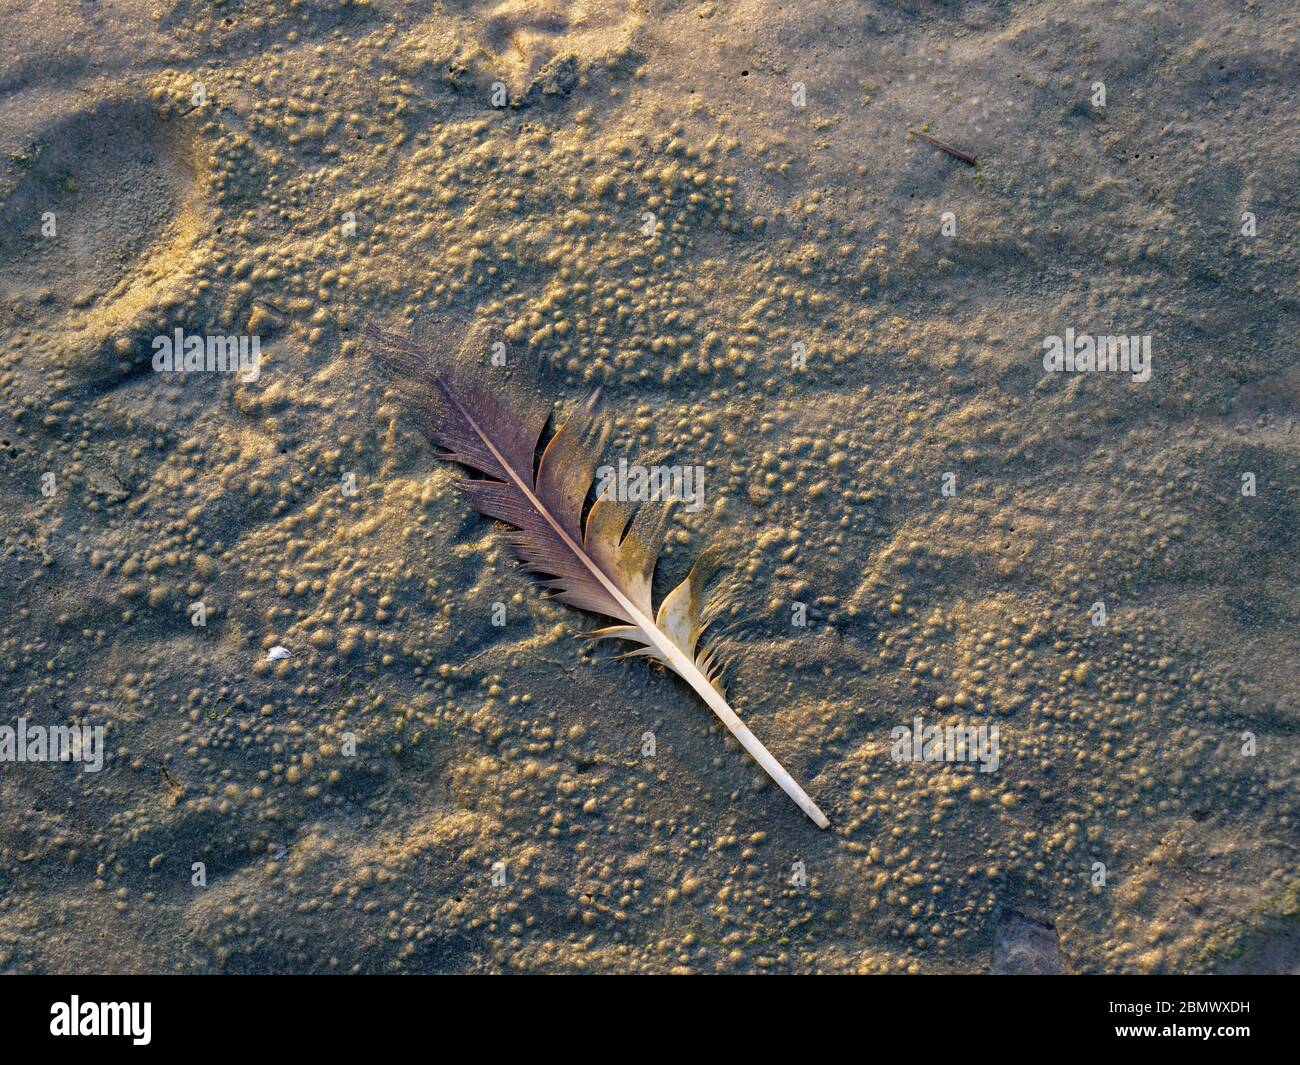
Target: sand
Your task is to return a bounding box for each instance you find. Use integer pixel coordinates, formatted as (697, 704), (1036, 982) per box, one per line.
(0, 0), (1295, 973)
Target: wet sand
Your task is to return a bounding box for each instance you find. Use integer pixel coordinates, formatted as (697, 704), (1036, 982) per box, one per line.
(0, 0), (1295, 973)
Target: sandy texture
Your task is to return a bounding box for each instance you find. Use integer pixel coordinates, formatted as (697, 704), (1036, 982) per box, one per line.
(0, 0), (1295, 973)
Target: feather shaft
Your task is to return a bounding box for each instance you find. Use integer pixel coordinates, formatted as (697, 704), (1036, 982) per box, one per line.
(436, 378), (830, 829)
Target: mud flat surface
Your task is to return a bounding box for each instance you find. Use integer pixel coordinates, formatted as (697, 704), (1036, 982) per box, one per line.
(0, 1), (1295, 974)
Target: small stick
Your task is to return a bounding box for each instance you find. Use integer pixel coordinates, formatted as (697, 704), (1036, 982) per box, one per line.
(907, 128), (978, 166)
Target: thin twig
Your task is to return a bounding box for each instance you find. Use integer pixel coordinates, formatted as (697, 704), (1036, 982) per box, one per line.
(907, 128), (978, 166)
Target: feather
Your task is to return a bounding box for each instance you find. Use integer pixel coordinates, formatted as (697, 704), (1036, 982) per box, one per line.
(369, 326), (829, 829)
